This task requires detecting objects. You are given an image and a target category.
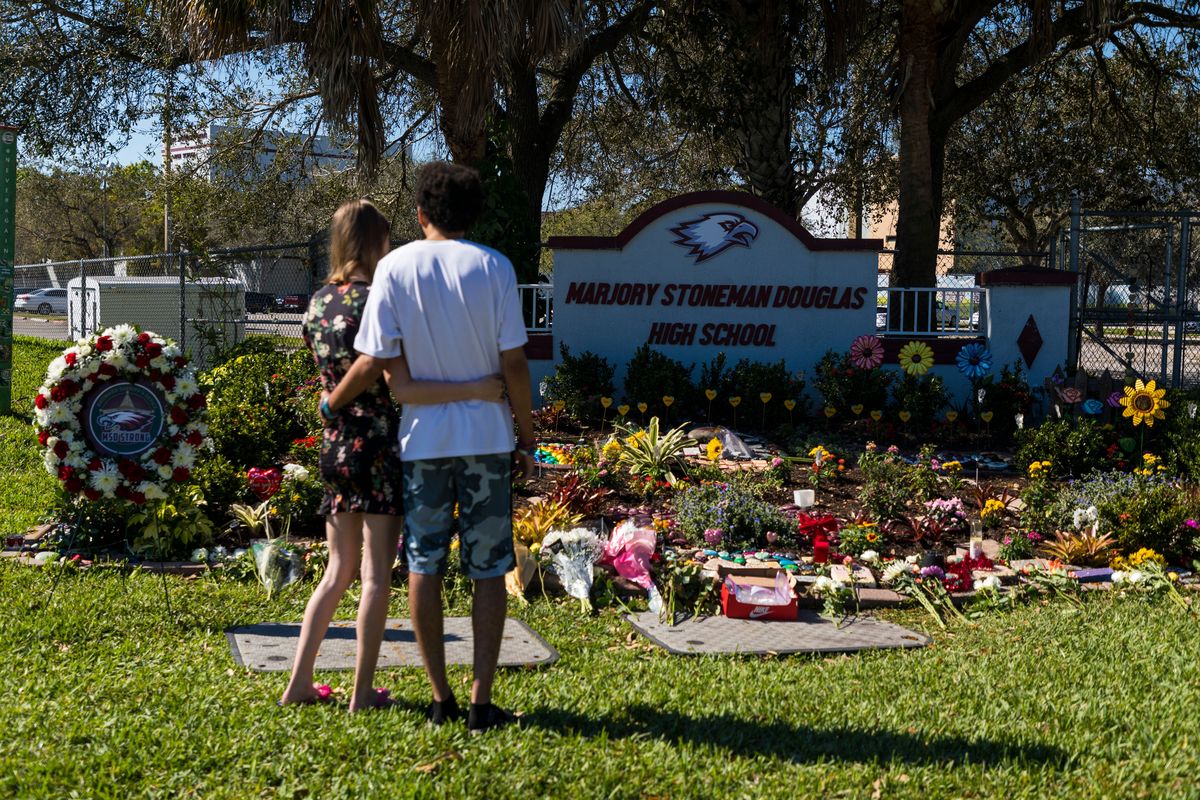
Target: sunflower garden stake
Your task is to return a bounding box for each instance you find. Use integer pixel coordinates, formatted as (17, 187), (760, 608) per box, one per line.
(728, 395), (741, 428)
(637, 402), (648, 425)
(600, 396), (612, 429)
(759, 392), (772, 428)
(784, 398), (796, 425)
(705, 389), (717, 422)
(662, 394), (674, 424)
(1120, 378), (1169, 453)
(552, 399), (566, 434)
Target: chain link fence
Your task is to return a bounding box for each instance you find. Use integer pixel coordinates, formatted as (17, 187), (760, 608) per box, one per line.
(14, 242), (324, 367)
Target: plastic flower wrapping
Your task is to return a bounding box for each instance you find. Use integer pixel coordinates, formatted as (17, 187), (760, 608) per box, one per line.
(542, 527), (604, 608)
(251, 538), (303, 598)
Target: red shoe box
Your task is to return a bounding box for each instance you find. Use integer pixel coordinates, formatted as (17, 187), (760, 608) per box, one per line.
(720, 574), (798, 621)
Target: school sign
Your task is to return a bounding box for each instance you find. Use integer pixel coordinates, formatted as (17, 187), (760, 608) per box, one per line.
(547, 191), (881, 385)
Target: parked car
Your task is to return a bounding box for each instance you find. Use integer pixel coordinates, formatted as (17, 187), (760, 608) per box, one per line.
(876, 305), (888, 329)
(278, 294), (310, 311)
(244, 292), (276, 314)
(15, 287), (68, 315)
(934, 300), (958, 328)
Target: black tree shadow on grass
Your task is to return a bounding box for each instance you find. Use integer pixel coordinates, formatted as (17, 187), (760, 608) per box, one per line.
(523, 705), (1066, 767)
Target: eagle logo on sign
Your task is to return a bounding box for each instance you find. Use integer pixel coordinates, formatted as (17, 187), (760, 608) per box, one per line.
(670, 212), (760, 263)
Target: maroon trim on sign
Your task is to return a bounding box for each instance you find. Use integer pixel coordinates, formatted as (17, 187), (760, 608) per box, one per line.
(879, 336), (985, 365)
(546, 191), (883, 253)
(0, 125), (17, 133)
(525, 333), (553, 360)
(976, 268), (1078, 287)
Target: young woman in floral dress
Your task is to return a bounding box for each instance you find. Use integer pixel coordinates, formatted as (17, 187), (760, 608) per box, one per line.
(280, 199), (503, 711)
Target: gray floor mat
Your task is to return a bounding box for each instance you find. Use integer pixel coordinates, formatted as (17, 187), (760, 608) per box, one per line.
(626, 610), (931, 655)
(227, 617), (558, 672)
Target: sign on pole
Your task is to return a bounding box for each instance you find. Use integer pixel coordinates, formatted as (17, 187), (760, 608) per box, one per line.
(0, 126), (15, 414)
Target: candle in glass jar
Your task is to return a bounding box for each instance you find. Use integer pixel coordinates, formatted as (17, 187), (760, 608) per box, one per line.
(813, 534), (830, 564)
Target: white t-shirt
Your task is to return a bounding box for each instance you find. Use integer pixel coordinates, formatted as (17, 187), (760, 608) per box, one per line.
(354, 238), (527, 461)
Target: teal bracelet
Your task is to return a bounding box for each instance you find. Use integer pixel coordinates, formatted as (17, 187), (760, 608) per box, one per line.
(319, 398), (334, 420)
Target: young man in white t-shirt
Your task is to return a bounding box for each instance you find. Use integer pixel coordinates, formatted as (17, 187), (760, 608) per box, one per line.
(322, 163), (535, 732)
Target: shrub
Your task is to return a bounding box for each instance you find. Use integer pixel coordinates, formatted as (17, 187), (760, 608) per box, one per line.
(203, 352), (311, 468)
(837, 523), (884, 556)
(977, 361), (1035, 439)
(1050, 472), (1195, 557)
(541, 345), (615, 422)
(672, 478), (795, 552)
(52, 496), (133, 552)
(127, 486), (216, 559)
(1015, 419), (1106, 477)
(890, 373), (948, 430)
(1160, 388), (1200, 479)
(622, 344), (695, 416)
(700, 355), (811, 429)
(193, 454), (252, 523)
(857, 447), (911, 522)
(812, 350), (892, 413)
(998, 531), (1043, 561)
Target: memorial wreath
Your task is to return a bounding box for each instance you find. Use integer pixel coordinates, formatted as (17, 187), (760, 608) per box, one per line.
(34, 325), (209, 504)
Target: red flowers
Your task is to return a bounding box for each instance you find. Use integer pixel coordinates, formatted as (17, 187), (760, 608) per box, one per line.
(186, 430), (204, 446)
(94, 336), (113, 352)
(37, 430), (49, 447)
(52, 440), (68, 458)
(172, 467), (190, 482)
(98, 363), (118, 378)
(117, 460), (145, 482)
(34, 394), (47, 410)
(187, 394), (206, 410)
(160, 374), (176, 391)
(152, 448), (172, 465)
(170, 407), (189, 425)
(145, 342), (163, 358)
(65, 352), (77, 366)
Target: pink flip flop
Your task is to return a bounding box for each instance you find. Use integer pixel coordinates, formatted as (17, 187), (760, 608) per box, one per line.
(277, 683), (335, 707)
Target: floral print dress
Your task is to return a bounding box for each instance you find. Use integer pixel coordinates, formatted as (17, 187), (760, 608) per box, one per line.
(302, 281), (402, 516)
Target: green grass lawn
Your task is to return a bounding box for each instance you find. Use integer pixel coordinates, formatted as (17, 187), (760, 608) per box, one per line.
(0, 336), (69, 536)
(2, 563), (1198, 799)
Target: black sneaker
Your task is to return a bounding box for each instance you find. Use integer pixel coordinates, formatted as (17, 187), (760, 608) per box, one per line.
(426, 695), (462, 726)
(467, 703), (519, 735)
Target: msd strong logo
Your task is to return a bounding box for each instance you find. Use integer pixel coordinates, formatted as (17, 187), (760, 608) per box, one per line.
(670, 212), (759, 263)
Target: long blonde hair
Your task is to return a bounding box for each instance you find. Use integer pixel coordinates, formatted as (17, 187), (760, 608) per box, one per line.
(326, 199), (391, 284)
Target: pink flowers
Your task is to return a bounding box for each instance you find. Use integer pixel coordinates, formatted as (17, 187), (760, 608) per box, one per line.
(849, 334), (885, 370)
(703, 528), (724, 546)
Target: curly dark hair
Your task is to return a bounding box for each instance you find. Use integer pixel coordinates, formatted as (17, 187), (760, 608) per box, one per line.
(415, 161), (483, 233)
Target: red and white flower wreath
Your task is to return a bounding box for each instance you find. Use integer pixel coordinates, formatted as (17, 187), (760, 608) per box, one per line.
(34, 325), (210, 504)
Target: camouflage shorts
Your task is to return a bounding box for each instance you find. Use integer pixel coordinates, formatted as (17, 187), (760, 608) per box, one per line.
(401, 453), (514, 580)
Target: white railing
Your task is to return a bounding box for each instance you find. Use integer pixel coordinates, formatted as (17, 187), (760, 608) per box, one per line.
(519, 283), (553, 332)
(876, 287), (987, 336)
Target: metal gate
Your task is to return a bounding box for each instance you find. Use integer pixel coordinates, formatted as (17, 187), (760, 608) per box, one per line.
(1065, 197), (1200, 388)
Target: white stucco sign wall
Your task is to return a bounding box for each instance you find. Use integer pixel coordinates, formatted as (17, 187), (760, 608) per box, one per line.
(548, 191), (882, 386)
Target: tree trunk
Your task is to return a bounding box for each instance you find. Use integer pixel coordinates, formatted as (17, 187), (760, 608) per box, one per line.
(505, 62), (549, 249)
(730, 0), (798, 215)
(434, 44), (488, 164)
(892, 1), (944, 290)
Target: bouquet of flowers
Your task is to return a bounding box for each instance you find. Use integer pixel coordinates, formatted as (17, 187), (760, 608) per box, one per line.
(542, 527), (604, 612)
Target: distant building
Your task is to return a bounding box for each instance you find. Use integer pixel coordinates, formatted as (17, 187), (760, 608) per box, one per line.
(167, 123), (357, 183)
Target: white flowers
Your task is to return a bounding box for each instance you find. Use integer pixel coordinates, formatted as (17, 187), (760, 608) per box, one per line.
(91, 465), (120, 497)
(171, 444), (197, 469)
(282, 463), (310, 482)
(882, 560), (917, 584)
(175, 375), (199, 398)
(141, 482), (168, 501)
(46, 356), (69, 382)
(973, 575), (1002, 592)
(104, 348), (130, 370)
(1072, 505), (1100, 531)
(859, 549), (880, 565)
(110, 324), (138, 345)
(813, 576), (846, 594)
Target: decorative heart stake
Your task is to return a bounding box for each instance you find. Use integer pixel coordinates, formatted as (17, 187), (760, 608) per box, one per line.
(898, 410), (912, 423)
(824, 406), (837, 418)
(662, 395), (674, 407)
(552, 400), (566, 413)
(728, 396), (742, 407)
(783, 399), (796, 411)
(637, 402), (648, 414)
(600, 397), (613, 408)
(759, 393), (772, 404)
(617, 404), (630, 417)
(851, 404), (864, 415)
(599, 396), (613, 429)
(946, 410), (959, 423)
(980, 411), (994, 423)
(705, 389), (717, 401)
(247, 467), (283, 501)
(870, 410), (883, 422)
